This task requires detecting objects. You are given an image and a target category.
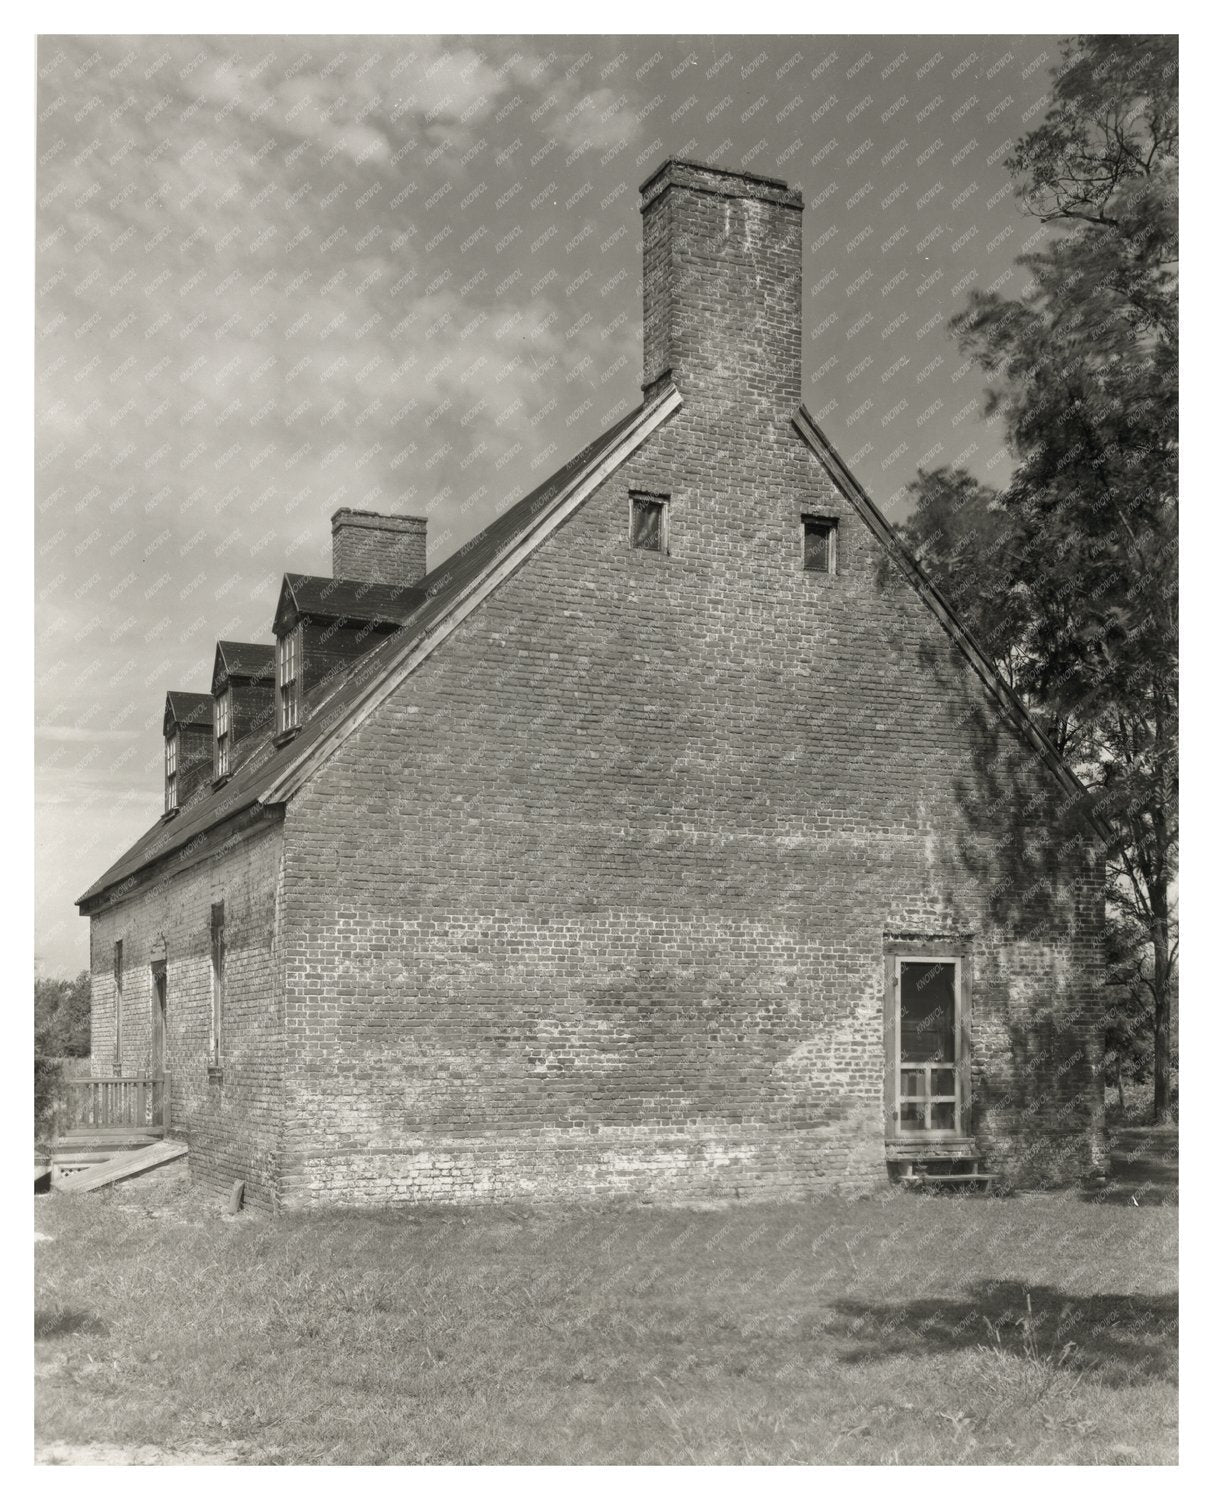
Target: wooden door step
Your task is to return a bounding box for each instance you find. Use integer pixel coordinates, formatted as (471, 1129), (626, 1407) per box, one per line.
(897, 1162), (995, 1191)
(55, 1129), (164, 1147)
(901, 1171), (994, 1187)
(57, 1139), (188, 1195)
(890, 1148), (996, 1191)
(886, 1138), (978, 1160)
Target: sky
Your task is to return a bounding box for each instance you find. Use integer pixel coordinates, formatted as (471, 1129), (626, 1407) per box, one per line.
(36, 32), (1068, 974)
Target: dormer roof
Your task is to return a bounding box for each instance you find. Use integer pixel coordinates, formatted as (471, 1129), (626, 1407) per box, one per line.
(163, 691), (213, 738)
(212, 640), (275, 695)
(272, 574), (426, 637)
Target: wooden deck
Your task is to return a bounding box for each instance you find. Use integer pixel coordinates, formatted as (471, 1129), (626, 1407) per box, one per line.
(54, 1074), (171, 1136)
(50, 1074), (173, 1187)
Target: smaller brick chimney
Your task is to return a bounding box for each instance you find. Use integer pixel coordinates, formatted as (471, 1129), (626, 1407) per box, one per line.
(331, 508), (428, 587)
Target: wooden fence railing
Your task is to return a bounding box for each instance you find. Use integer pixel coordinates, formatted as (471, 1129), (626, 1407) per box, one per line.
(55, 1074), (171, 1135)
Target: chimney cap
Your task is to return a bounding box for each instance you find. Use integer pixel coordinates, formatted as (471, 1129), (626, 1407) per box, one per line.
(331, 507), (427, 534)
(639, 157), (803, 212)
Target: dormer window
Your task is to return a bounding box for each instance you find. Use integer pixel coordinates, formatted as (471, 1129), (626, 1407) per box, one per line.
(214, 689), (231, 779)
(277, 626), (301, 735)
(163, 691), (212, 810)
(165, 731), (179, 813)
(210, 641), (276, 778)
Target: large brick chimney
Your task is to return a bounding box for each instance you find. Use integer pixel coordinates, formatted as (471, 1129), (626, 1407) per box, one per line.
(640, 159), (803, 412)
(331, 508), (428, 587)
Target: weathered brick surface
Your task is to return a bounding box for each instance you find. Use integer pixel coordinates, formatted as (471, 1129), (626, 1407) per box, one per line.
(86, 161), (1106, 1209)
(275, 413), (1104, 1207)
(87, 823), (285, 1206)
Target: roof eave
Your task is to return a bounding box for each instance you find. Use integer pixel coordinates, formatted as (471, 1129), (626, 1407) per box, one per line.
(76, 800), (283, 913)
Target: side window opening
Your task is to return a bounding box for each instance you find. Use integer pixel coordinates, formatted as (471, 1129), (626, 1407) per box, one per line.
(113, 939), (123, 1074)
(209, 902), (225, 1071)
(802, 515), (839, 574)
(630, 492), (669, 554)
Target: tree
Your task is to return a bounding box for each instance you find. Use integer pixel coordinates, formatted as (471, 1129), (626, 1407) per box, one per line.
(1103, 910), (1160, 1113)
(901, 36), (1178, 1120)
(34, 970), (91, 1058)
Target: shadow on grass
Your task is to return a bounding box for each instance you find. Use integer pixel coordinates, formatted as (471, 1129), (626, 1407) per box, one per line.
(1082, 1127), (1179, 1207)
(825, 1281), (1177, 1387)
(35, 1308), (108, 1340)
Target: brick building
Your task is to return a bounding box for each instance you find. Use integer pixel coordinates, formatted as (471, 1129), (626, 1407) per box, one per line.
(78, 159), (1108, 1209)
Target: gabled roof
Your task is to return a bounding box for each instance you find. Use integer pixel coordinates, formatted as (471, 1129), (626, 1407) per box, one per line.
(272, 575), (426, 635)
(77, 386), (681, 910)
(791, 404), (1111, 841)
(163, 691), (213, 735)
(213, 640), (275, 692)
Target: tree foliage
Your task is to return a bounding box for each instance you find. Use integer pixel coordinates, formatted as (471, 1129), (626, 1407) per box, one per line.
(35, 970), (91, 1058)
(900, 36), (1178, 1120)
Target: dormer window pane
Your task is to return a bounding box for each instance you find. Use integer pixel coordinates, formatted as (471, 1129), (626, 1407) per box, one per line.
(277, 627), (300, 733)
(214, 689), (231, 778)
(165, 732), (179, 812)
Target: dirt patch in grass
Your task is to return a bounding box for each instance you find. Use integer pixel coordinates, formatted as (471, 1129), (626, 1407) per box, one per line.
(34, 1158), (1178, 1465)
(35, 1308), (108, 1340)
(38, 1440), (255, 1465)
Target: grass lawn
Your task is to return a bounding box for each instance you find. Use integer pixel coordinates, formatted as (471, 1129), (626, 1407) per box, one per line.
(34, 1149), (1178, 1465)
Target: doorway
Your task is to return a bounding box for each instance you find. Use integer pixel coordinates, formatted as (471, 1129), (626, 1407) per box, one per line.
(893, 955), (966, 1138)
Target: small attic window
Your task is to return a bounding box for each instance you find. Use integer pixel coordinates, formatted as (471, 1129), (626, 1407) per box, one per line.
(165, 731), (179, 813)
(214, 689), (231, 779)
(631, 492), (669, 554)
(803, 515), (838, 574)
(277, 626), (301, 736)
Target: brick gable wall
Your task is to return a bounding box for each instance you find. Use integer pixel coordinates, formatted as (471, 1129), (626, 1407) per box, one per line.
(275, 400), (1105, 1207)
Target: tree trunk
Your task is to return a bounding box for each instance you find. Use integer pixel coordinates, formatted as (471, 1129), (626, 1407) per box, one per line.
(1151, 923), (1172, 1123)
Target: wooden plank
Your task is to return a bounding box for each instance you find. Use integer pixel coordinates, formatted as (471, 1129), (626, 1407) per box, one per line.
(57, 1139), (187, 1195)
(54, 1138), (163, 1156)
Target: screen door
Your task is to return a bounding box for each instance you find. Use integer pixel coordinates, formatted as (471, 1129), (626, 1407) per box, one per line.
(895, 957), (961, 1135)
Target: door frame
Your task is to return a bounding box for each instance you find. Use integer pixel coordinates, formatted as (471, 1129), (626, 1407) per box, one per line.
(883, 945), (972, 1142)
(151, 959), (167, 1078)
